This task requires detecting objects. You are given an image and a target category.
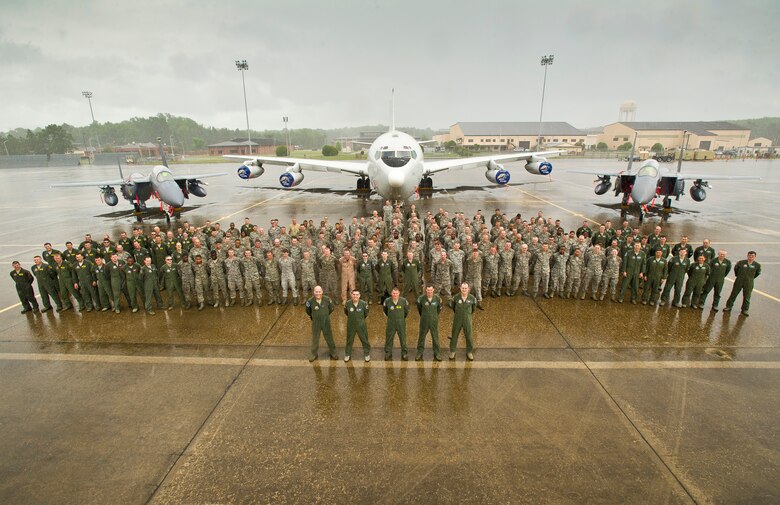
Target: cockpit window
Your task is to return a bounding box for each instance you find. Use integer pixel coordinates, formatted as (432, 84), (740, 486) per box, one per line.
(156, 170), (174, 183)
(637, 165), (658, 177)
(381, 150), (411, 167)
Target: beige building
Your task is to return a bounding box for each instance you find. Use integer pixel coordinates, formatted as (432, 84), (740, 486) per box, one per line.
(434, 122), (586, 151)
(598, 122), (750, 151)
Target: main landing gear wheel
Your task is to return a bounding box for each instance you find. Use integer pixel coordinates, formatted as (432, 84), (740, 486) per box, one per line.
(418, 176), (433, 198)
(356, 177), (371, 198)
(133, 202), (143, 222)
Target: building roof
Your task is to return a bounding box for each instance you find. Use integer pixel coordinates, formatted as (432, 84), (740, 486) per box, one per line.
(616, 121), (749, 135)
(454, 122), (584, 136)
(208, 138), (275, 148)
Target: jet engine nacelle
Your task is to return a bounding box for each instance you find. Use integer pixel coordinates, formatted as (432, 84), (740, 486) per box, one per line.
(485, 161), (510, 185)
(594, 179), (612, 195)
(188, 181), (207, 197)
(237, 161), (264, 180)
(279, 171), (304, 188)
(524, 156), (553, 175)
(102, 186), (119, 206)
(690, 184), (707, 202)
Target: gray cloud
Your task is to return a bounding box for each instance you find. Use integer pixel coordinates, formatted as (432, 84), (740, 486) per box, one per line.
(1, 0), (778, 132)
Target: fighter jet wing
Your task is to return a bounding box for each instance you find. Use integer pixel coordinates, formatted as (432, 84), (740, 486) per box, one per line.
(51, 177), (148, 188)
(422, 150), (564, 176)
(672, 173), (760, 181)
(171, 172), (227, 181)
(223, 155), (368, 177)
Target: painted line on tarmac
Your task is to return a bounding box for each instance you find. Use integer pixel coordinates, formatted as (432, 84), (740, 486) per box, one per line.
(515, 189), (601, 225)
(723, 277), (780, 303)
(0, 246), (38, 261)
(2, 353), (780, 370)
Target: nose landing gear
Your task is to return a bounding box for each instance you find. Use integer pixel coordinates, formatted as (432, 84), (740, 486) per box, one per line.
(356, 177), (371, 198)
(418, 176), (433, 198)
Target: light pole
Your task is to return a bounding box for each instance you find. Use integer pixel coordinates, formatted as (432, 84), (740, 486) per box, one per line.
(169, 134), (175, 159)
(536, 54), (554, 150)
(283, 116), (290, 155)
(235, 60), (251, 155)
(81, 91), (102, 152)
(2, 139), (8, 156)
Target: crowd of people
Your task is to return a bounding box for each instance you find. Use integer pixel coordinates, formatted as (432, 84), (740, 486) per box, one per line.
(9, 202), (762, 346)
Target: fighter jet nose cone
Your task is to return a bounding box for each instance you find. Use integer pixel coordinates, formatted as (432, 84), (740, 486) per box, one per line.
(388, 170), (405, 188)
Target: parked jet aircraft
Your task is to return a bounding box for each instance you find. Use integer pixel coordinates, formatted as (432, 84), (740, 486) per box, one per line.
(52, 138), (225, 221)
(570, 133), (759, 221)
(225, 97), (562, 200)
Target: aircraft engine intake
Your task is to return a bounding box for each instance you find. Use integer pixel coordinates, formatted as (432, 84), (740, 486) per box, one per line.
(237, 161), (264, 180)
(524, 156), (553, 175)
(690, 184), (707, 202)
(485, 161), (510, 185)
(101, 186), (119, 206)
(279, 171), (304, 188)
(188, 181), (208, 197)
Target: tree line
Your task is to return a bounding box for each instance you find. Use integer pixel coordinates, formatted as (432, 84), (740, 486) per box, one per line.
(1, 113), (435, 155)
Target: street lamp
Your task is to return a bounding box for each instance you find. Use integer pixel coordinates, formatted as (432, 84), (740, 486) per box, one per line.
(169, 134), (175, 159)
(235, 59), (251, 155)
(81, 90), (102, 152)
(2, 139), (8, 156)
(283, 116), (290, 155)
(536, 54), (554, 150)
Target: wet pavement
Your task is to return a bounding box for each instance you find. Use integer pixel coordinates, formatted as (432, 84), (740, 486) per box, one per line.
(0, 158), (778, 503)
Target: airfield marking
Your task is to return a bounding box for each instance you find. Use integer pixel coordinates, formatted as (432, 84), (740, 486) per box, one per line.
(2, 352), (780, 369)
(0, 246), (39, 261)
(723, 277), (780, 303)
(515, 189), (601, 224)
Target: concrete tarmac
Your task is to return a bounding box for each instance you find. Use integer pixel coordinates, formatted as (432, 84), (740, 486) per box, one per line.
(0, 157), (778, 503)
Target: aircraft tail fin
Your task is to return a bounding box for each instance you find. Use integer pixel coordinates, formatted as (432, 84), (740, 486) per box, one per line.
(157, 137), (169, 168)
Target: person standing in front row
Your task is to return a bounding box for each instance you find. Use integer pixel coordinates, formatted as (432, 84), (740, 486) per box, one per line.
(10, 261), (39, 314)
(383, 286), (409, 361)
(416, 285), (442, 361)
(306, 285), (337, 362)
(343, 289), (370, 363)
(724, 251), (761, 317)
(449, 282), (477, 361)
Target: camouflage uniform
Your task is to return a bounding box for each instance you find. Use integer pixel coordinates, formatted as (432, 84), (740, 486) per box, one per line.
(531, 249), (552, 298)
(263, 257), (282, 304)
(511, 250), (532, 295)
(192, 262), (210, 305)
(563, 254), (584, 298)
(299, 256), (318, 300)
(580, 249), (605, 299)
(549, 251), (568, 297)
(179, 261), (195, 307)
(600, 254), (622, 301)
(317, 254), (338, 301)
(432, 258), (454, 299)
(279, 256), (298, 303)
(497, 248), (515, 296)
(449, 248), (466, 288)
(208, 257), (229, 307)
(465, 254), (484, 302)
(224, 256), (244, 305)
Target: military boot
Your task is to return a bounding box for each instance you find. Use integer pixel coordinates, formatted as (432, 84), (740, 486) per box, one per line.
(293, 297), (299, 306)
(229, 298), (236, 306)
(198, 302), (204, 310)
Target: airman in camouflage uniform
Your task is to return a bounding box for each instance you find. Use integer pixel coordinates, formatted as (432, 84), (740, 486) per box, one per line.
(317, 247), (338, 301)
(192, 254), (210, 310)
(580, 244), (605, 300)
(208, 251), (228, 307)
(449, 242), (466, 288)
(279, 249), (299, 304)
(299, 250), (318, 301)
(240, 249), (264, 306)
(548, 245), (568, 298)
(482, 246), (500, 297)
(224, 249), (244, 306)
(497, 242), (515, 296)
(432, 251), (454, 300)
(511, 243), (532, 296)
(179, 255), (196, 309)
(263, 251), (282, 305)
(465, 249), (484, 303)
(563, 248), (583, 298)
(600, 248), (622, 302)
(531, 243), (552, 299)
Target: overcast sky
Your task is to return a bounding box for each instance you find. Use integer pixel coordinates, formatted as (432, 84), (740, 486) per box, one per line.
(1, 0), (778, 133)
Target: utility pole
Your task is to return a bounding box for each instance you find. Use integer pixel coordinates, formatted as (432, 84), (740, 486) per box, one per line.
(82, 91), (102, 152)
(536, 54), (554, 150)
(283, 116), (290, 155)
(235, 60), (251, 155)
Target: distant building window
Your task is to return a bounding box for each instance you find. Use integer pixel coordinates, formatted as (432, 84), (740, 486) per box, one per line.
(613, 137), (619, 141)
(623, 137), (629, 141)
(553, 139), (559, 142)
(468, 139), (473, 143)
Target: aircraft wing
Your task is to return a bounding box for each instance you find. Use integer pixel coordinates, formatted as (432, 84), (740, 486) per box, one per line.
(51, 177), (148, 188)
(672, 173), (760, 181)
(422, 150), (564, 176)
(567, 169), (626, 178)
(171, 172), (227, 181)
(224, 155), (367, 177)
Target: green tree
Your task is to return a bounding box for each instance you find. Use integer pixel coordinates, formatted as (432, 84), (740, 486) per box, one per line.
(651, 142), (664, 152)
(335, 141), (342, 152)
(444, 140), (457, 150)
(191, 137), (205, 150)
(322, 145), (338, 156)
(596, 142), (608, 151)
(276, 145), (289, 156)
(617, 142), (633, 151)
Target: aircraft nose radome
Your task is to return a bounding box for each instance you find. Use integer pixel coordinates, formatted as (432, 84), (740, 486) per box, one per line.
(632, 179), (655, 204)
(388, 170), (405, 188)
(161, 184), (185, 207)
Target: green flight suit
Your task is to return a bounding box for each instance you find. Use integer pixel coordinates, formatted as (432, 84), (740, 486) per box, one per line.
(74, 261), (99, 310)
(383, 296), (409, 359)
(682, 262), (710, 307)
(449, 294), (477, 354)
(725, 260), (762, 313)
(357, 260), (375, 300)
(343, 299), (370, 357)
(140, 264), (163, 312)
(642, 257), (667, 304)
(31, 263), (61, 310)
(55, 261), (83, 310)
(402, 259), (421, 299)
(107, 260), (125, 311)
(376, 260), (395, 301)
(10, 268), (38, 312)
(618, 250), (646, 302)
(699, 258), (732, 309)
(123, 263), (142, 311)
(93, 264), (112, 310)
(661, 256), (690, 306)
(416, 294), (442, 359)
(306, 295), (336, 359)
(160, 263), (185, 308)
